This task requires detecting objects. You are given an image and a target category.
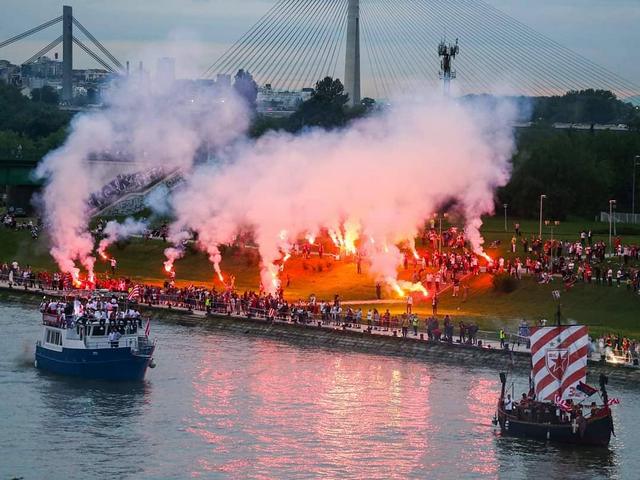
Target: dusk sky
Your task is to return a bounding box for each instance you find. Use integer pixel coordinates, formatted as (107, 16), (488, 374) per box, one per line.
(2, 0), (639, 86)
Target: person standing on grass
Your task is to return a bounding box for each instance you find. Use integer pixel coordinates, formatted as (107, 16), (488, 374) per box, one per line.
(432, 294), (438, 316)
(406, 294), (413, 314)
(110, 257), (117, 275)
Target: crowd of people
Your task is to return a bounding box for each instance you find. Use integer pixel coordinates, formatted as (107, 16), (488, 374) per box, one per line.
(40, 294), (144, 343)
(490, 227), (640, 294)
(2, 212), (39, 239)
(593, 333), (640, 364)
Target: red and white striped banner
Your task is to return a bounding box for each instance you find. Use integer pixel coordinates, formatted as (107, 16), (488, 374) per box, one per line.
(144, 318), (151, 337)
(128, 284), (141, 301)
(530, 325), (589, 401)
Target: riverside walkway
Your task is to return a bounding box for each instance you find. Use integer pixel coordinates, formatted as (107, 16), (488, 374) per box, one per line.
(0, 277), (529, 353)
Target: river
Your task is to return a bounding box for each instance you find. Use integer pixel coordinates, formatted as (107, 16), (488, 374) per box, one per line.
(1, 302), (638, 479)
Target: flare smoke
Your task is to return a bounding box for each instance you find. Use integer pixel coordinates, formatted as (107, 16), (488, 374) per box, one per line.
(170, 95), (516, 292)
(36, 74), (250, 278)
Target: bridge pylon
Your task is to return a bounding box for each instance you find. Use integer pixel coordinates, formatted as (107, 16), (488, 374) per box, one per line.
(344, 0), (360, 106)
(62, 5), (73, 102)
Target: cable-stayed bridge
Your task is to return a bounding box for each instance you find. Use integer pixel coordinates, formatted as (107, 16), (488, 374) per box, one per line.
(0, 5), (123, 103)
(1, 1), (639, 104)
(203, 0), (640, 103)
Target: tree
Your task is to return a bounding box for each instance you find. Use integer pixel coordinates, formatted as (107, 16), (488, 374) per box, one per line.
(233, 69), (258, 111)
(30, 85), (59, 105)
(288, 77), (348, 130)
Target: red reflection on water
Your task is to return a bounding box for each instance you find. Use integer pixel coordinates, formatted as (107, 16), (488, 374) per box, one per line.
(464, 378), (501, 477)
(189, 339), (491, 478)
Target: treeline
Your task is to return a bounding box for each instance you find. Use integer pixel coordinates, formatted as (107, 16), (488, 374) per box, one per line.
(250, 77), (375, 137)
(0, 83), (70, 163)
(498, 127), (640, 219)
(532, 89), (639, 126)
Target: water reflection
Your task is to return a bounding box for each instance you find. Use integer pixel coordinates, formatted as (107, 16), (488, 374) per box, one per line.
(35, 375), (151, 479)
(2, 304), (637, 480)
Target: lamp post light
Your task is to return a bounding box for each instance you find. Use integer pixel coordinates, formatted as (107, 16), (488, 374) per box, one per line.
(434, 212), (449, 254)
(538, 194), (546, 239)
(633, 155), (640, 222)
(503, 204), (508, 232)
(609, 199), (616, 254)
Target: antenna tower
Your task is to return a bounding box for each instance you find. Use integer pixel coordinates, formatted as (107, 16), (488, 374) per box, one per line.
(438, 38), (459, 95)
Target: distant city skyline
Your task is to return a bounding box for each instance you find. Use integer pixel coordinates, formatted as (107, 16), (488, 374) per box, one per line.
(1, 0), (639, 89)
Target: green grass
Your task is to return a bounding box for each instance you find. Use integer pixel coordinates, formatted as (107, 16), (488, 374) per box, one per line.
(1, 215), (639, 337)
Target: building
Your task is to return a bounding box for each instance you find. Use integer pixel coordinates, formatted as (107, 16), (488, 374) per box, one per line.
(0, 60), (21, 86)
(257, 85), (313, 115)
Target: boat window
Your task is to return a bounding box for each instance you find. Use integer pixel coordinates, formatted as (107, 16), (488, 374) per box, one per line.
(45, 329), (62, 346)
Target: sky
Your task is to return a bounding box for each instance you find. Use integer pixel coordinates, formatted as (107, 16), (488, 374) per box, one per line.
(1, 0), (639, 86)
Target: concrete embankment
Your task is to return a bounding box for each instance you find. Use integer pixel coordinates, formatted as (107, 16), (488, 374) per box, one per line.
(2, 285), (638, 385)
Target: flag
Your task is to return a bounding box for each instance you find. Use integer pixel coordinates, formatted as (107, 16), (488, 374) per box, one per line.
(552, 290), (561, 300)
(268, 307), (275, 318)
(607, 398), (620, 406)
(576, 381), (598, 397)
(128, 284), (141, 301)
(530, 325), (589, 401)
(554, 396), (573, 413)
(144, 318), (151, 337)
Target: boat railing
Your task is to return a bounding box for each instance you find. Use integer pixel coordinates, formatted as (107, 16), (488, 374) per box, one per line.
(603, 351), (639, 367)
(84, 336), (141, 350)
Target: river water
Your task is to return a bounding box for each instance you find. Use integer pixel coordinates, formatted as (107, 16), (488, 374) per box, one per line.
(1, 303), (638, 480)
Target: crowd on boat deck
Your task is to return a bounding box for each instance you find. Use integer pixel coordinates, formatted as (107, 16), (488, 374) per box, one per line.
(39, 296), (143, 338)
(488, 226), (640, 294)
(503, 392), (606, 424)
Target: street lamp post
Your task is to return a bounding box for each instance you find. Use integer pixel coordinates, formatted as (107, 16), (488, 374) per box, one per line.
(538, 194), (546, 239)
(609, 200), (616, 254)
(435, 213), (448, 254)
(633, 155), (640, 223)
(503, 204), (508, 232)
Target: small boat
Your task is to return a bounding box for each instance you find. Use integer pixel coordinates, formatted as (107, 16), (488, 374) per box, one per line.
(35, 308), (156, 381)
(495, 324), (615, 447)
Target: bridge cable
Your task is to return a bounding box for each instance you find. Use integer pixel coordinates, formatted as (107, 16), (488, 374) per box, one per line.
(291, 0), (346, 90)
(202, 0), (296, 77)
(235, 0), (311, 83)
(360, 2), (396, 98)
(207, 0), (299, 77)
(304, 0), (349, 89)
(0, 16), (62, 49)
(280, 0), (343, 90)
(266, 0), (332, 89)
(426, 0), (556, 96)
(475, 0), (640, 96)
(22, 36), (63, 65)
(453, 0), (606, 96)
(72, 36), (115, 72)
(470, 0), (639, 96)
(72, 18), (124, 71)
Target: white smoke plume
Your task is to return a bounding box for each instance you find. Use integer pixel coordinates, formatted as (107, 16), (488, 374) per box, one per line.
(97, 218), (149, 259)
(170, 94), (517, 293)
(36, 70), (251, 280)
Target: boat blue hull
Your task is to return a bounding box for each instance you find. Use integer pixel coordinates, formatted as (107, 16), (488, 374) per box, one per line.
(35, 344), (154, 381)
